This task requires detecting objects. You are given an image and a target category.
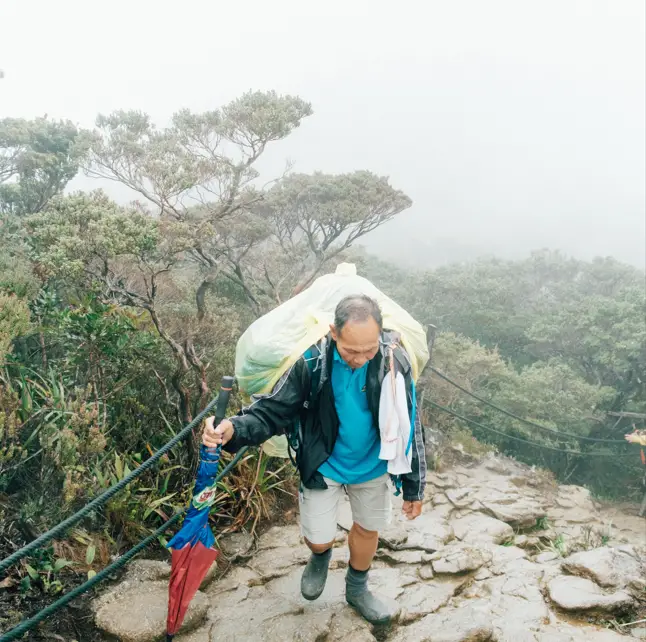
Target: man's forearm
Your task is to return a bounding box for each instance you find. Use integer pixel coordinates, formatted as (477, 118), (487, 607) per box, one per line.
(223, 412), (276, 452)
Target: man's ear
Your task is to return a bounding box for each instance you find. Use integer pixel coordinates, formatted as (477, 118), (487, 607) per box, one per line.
(330, 324), (338, 342)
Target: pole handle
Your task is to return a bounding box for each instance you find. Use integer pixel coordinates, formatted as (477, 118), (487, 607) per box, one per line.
(213, 375), (234, 425)
(204, 376), (234, 456)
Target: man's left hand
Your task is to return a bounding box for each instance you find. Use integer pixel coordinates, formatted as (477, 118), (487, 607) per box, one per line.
(402, 500), (423, 520)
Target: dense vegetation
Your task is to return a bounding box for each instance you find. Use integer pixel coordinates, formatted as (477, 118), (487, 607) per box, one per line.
(0, 94), (644, 627)
(358, 251), (645, 493)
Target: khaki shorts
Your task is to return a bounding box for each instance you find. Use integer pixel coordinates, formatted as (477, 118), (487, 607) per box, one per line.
(299, 474), (392, 545)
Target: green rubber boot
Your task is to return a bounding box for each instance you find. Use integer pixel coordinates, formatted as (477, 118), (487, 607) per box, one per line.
(345, 565), (399, 625)
(300, 549), (332, 601)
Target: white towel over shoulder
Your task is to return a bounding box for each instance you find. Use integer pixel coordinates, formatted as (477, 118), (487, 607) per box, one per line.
(378, 370), (412, 475)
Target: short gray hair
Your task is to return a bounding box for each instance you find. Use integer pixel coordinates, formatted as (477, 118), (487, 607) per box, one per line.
(334, 295), (383, 333)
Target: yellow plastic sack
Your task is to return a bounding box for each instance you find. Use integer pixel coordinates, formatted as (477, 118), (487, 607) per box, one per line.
(236, 263), (428, 396)
(236, 264), (429, 458)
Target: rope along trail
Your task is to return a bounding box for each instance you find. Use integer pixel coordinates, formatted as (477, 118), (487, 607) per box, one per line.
(0, 399), (222, 575)
(425, 399), (635, 457)
(429, 366), (628, 444)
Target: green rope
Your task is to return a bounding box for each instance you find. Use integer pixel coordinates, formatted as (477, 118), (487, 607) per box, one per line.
(429, 367), (628, 445)
(0, 399), (221, 575)
(426, 399), (634, 457)
(0, 447), (248, 642)
(0, 514), (183, 642)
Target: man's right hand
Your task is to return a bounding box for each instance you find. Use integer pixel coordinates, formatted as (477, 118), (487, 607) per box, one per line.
(203, 417), (235, 448)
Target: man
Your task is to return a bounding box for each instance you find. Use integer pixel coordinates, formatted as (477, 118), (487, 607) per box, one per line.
(203, 294), (426, 624)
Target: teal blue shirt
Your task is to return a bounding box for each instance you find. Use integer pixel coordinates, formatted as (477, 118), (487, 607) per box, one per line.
(318, 349), (388, 484)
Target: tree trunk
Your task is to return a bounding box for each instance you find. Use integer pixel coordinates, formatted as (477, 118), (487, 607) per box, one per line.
(185, 338), (210, 414)
(147, 305), (199, 465)
(39, 332), (48, 371)
(196, 268), (221, 321)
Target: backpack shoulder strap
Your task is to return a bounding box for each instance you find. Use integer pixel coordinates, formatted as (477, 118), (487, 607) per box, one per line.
(287, 344), (322, 463)
(378, 335), (410, 385)
(303, 345), (322, 408)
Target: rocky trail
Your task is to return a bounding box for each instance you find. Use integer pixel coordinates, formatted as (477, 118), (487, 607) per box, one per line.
(93, 451), (645, 642)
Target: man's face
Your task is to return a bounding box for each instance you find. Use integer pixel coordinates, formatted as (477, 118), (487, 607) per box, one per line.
(330, 318), (380, 369)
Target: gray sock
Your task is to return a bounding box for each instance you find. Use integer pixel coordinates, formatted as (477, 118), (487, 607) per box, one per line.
(300, 549), (332, 601)
(345, 565), (398, 625)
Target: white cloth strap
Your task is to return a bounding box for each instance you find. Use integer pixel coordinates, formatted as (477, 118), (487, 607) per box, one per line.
(378, 370), (412, 475)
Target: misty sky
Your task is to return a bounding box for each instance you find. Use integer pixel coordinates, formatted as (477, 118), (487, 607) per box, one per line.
(1, 0), (644, 269)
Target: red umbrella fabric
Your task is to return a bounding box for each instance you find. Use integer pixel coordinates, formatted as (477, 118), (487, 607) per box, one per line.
(167, 541), (219, 637)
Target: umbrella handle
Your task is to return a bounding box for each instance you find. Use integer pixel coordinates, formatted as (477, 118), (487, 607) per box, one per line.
(204, 376), (234, 456)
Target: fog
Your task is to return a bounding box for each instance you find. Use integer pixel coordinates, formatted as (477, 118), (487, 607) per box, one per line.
(1, 0), (644, 269)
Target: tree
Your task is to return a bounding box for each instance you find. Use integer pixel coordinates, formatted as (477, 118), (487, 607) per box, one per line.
(0, 293), (30, 358)
(490, 360), (616, 437)
(425, 333), (615, 439)
(0, 117), (85, 216)
(368, 251), (644, 402)
(227, 171), (413, 307)
(425, 332), (509, 410)
(526, 284), (646, 412)
(84, 91), (311, 221)
(406, 252), (576, 365)
(25, 190), (198, 410)
(0, 117), (86, 308)
(82, 91), (312, 315)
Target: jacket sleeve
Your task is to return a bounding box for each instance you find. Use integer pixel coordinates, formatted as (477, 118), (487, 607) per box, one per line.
(224, 360), (308, 453)
(400, 373), (427, 503)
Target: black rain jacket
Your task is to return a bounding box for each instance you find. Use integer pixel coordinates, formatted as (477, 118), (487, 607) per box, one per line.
(224, 331), (427, 502)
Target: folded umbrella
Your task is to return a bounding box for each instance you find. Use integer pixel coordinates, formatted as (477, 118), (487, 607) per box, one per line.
(166, 376), (234, 641)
